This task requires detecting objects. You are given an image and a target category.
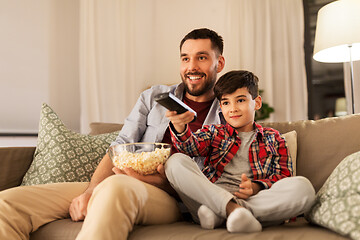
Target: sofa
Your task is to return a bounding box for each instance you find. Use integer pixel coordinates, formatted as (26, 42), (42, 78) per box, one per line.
(2, 113), (360, 240)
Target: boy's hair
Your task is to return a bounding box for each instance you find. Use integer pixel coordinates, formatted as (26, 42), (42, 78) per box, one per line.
(180, 28), (224, 56)
(214, 70), (259, 100)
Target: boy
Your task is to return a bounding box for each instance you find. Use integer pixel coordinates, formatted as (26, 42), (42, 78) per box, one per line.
(165, 70), (315, 233)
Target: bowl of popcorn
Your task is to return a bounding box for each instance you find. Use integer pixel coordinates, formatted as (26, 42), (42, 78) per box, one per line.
(108, 143), (171, 175)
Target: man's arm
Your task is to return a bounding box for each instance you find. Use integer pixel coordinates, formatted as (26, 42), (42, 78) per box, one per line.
(69, 86), (178, 221)
(69, 89), (152, 221)
(113, 164), (179, 199)
(69, 153), (114, 221)
(69, 151), (178, 221)
(85, 153), (114, 192)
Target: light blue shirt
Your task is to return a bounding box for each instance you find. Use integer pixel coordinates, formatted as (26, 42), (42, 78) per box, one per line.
(110, 83), (224, 164)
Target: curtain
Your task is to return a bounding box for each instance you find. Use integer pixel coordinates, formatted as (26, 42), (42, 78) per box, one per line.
(225, 0), (308, 122)
(79, 0), (136, 133)
(79, 0), (308, 133)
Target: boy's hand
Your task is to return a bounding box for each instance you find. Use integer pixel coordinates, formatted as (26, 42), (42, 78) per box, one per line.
(165, 110), (195, 133)
(233, 174), (263, 199)
(233, 174), (253, 199)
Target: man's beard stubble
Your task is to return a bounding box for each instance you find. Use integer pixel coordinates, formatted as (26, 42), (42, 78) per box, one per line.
(181, 71), (217, 97)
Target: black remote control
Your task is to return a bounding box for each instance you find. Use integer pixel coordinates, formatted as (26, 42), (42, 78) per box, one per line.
(154, 92), (197, 120)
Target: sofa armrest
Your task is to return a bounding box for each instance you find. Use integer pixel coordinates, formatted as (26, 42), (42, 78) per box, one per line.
(0, 147), (35, 191)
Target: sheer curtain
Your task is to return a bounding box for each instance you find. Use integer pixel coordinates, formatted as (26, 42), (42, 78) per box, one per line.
(225, 0), (308, 122)
(79, 0), (308, 133)
(79, 0), (137, 133)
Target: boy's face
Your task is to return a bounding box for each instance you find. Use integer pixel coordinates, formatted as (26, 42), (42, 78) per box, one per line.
(219, 87), (262, 132)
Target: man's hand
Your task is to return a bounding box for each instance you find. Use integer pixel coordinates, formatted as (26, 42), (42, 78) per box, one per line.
(233, 174), (263, 199)
(112, 164), (166, 188)
(69, 190), (92, 221)
(112, 164), (179, 198)
(165, 110), (195, 133)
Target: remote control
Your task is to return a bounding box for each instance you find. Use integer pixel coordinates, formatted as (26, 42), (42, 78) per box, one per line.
(154, 92), (197, 119)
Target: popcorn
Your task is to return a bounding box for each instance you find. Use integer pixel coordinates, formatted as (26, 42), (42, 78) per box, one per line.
(112, 147), (171, 175)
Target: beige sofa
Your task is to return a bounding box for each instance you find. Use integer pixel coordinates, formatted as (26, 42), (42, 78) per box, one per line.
(2, 114), (360, 240)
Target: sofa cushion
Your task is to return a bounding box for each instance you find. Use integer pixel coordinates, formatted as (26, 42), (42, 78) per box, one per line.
(128, 217), (347, 240)
(260, 114), (360, 192)
(281, 130), (297, 175)
(30, 219), (82, 240)
(30, 217), (347, 240)
(306, 150), (360, 240)
(21, 103), (119, 185)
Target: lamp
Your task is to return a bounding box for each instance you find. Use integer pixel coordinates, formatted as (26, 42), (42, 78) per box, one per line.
(313, 0), (360, 114)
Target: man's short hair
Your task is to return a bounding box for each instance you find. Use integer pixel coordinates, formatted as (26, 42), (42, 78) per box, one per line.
(180, 28), (224, 56)
(214, 70), (259, 100)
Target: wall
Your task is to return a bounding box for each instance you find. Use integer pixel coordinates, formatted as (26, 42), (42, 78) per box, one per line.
(149, 0), (231, 87)
(77, 0), (235, 132)
(1, 0), (233, 135)
(0, 0), (80, 134)
(1, 0), (313, 137)
(122, 0), (230, 96)
(123, 0), (235, 120)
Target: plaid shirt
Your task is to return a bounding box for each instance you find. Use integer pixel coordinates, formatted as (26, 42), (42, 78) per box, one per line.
(170, 122), (293, 189)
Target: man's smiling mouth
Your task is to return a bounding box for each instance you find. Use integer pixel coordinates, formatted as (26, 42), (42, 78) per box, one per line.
(186, 72), (205, 82)
(188, 76), (202, 80)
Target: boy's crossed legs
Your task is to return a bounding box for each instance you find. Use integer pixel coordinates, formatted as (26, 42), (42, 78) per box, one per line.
(165, 153), (315, 233)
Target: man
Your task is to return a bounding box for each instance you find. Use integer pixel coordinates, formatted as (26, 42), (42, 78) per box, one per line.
(73, 28), (226, 239)
(0, 28), (226, 240)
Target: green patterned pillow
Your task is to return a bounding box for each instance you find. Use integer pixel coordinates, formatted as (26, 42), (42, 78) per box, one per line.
(21, 103), (119, 185)
(306, 151), (360, 240)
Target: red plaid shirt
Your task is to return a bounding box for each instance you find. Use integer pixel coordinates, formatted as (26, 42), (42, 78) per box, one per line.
(170, 122), (293, 189)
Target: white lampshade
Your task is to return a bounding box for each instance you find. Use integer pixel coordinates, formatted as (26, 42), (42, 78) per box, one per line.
(313, 0), (360, 63)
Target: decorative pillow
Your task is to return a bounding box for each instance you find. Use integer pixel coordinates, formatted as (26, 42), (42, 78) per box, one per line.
(21, 103), (119, 185)
(306, 151), (360, 240)
(282, 130), (297, 175)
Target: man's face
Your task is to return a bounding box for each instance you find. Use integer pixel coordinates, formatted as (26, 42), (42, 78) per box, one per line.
(219, 87), (262, 132)
(180, 39), (223, 97)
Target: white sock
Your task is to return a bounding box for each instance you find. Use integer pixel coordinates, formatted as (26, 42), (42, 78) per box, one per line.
(226, 207), (262, 233)
(197, 205), (224, 229)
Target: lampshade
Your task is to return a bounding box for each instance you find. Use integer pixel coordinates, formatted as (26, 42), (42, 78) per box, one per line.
(313, 0), (360, 63)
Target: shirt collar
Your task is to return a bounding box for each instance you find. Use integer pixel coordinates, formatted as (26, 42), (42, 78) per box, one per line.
(254, 122), (265, 137)
(174, 83), (185, 99)
(225, 121), (264, 138)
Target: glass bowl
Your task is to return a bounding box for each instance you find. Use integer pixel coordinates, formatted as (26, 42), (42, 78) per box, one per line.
(108, 143), (171, 175)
